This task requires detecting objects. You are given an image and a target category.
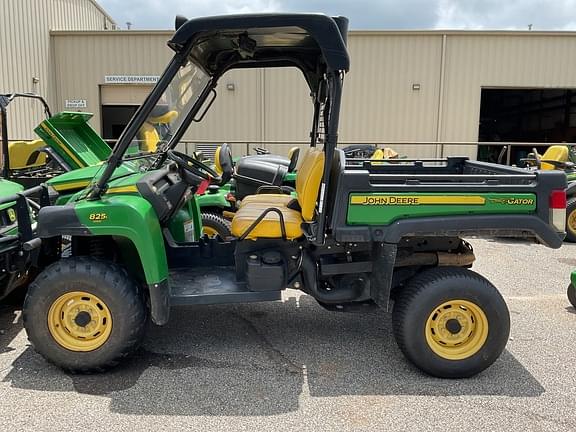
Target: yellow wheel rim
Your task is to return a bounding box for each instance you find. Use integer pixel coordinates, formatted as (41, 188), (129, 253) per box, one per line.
(47, 291), (113, 352)
(568, 209), (576, 235)
(202, 226), (219, 237)
(425, 299), (488, 360)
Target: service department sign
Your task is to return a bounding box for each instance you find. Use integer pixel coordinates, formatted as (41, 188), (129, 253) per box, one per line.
(104, 75), (160, 84)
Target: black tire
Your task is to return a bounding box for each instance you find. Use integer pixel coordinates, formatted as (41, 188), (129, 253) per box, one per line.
(565, 197), (576, 242)
(23, 257), (147, 373)
(392, 266), (510, 378)
(568, 283), (576, 309)
(201, 212), (232, 239)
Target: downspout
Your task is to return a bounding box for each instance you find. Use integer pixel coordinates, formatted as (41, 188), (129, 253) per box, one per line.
(259, 68), (266, 154)
(436, 34), (447, 158)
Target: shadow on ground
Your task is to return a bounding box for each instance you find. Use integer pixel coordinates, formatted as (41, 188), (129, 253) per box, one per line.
(0, 291), (25, 355)
(1, 295), (545, 416)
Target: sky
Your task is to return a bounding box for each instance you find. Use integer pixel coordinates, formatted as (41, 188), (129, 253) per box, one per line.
(96, 0), (576, 31)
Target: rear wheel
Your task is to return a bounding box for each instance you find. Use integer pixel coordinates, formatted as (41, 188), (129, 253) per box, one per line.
(568, 283), (576, 309)
(565, 197), (576, 242)
(201, 212), (232, 239)
(392, 266), (510, 378)
(23, 257), (147, 373)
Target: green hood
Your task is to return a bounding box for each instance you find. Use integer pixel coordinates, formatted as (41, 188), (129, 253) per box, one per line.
(47, 163), (138, 193)
(0, 179), (24, 211)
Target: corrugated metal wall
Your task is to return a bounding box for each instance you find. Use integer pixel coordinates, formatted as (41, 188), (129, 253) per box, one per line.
(49, 31), (447, 157)
(10, 15), (576, 158)
(441, 34), (576, 158)
(0, 0), (113, 140)
(342, 34), (443, 158)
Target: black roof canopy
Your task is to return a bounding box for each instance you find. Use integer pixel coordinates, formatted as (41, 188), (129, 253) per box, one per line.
(168, 13), (350, 90)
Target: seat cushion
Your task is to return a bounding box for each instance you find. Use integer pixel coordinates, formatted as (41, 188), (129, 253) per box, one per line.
(231, 204), (303, 240)
(239, 194), (295, 208)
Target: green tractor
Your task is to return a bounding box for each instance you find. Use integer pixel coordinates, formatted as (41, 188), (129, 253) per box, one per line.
(19, 14), (567, 378)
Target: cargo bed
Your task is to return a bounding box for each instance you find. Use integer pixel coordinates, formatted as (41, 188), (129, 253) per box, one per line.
(329, 155), (567, 247)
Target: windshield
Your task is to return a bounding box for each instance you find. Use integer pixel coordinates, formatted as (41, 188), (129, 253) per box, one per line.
(125, 59), (211, 166)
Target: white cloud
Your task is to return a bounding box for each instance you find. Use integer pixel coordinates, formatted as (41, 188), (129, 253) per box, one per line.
(436, 0), (576, 30)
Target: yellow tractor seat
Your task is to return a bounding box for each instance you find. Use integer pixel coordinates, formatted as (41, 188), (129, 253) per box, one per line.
(148, 110), (178, 125)
(8, 139), (47, 169)
(231, 205), (303, 240)
(239, 194), (295, 208)
(213, 145), (223, 174)
(138, 123), (161, 153)
(231, 147), (325, 240)
(540, 145), (569, 170)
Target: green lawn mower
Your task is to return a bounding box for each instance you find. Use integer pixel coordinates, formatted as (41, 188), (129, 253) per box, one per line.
(568, 270), (576, 309)
(9, 13), (568, 379)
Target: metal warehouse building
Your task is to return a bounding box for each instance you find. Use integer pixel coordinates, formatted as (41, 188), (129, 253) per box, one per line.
(4, 0), (576, 164)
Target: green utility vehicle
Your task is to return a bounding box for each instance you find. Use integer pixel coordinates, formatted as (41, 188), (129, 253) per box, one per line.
(20, 14), (567, 378)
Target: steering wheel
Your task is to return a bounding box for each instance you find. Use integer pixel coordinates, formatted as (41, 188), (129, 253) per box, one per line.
(167, 150), (222, 185)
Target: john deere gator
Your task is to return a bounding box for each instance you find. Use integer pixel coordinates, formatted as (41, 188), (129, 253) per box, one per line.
(12, 13), (566, 378)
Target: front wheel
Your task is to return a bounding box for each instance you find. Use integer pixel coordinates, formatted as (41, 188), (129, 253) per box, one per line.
(565, 198), (576, 242)
(392, 267), (510, 378)
(23, 257), (147, 373)
(568, 283), (576, 309)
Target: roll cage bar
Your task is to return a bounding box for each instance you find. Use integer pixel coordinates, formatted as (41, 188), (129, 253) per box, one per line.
(0, 93), (52, 178)
(89, 13), (350, 244)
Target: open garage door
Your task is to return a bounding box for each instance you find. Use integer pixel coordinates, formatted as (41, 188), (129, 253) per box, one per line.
(478, 88), (576, 165)
(100, 85), (152, 143)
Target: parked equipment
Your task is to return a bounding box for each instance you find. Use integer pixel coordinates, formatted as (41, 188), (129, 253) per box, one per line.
(568, 271), (576, 309)
(17, 14), (566, 378)
(524, 145), (576, 241)
(0, 93), (70, 187)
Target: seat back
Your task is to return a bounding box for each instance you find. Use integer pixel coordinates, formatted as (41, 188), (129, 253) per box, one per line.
(138, 122), (160, 153)
(296, 147), (325, 222)
(541, 145), (569, 170)
(287, 146), (300, 172)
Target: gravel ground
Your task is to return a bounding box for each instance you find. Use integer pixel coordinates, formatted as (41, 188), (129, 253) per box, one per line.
(0, 238), (575, 431)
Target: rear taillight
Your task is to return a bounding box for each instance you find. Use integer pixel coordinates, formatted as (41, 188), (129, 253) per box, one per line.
(550, 189), (567, 232)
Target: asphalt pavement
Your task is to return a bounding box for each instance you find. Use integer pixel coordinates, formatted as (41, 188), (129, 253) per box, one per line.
(1, 238), (575, 431)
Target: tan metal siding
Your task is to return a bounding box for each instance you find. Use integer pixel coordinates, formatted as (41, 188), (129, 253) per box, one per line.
(100, 85), (153, 105)
(0, 0), (114, 140)
(11, 20), (576, 159)
(341, 34), (443, 158)
(186, 69), (262, 156)
(50, 0), (112, 30)
(260, 67), (313, 156)
(52, 33), (171, 134)
(441, 34), (576, 157)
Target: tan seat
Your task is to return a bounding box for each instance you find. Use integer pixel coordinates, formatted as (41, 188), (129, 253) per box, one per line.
(231, 147), (325, 240)
(239, 194), (295, 208)
(231, 205), (303, 240)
